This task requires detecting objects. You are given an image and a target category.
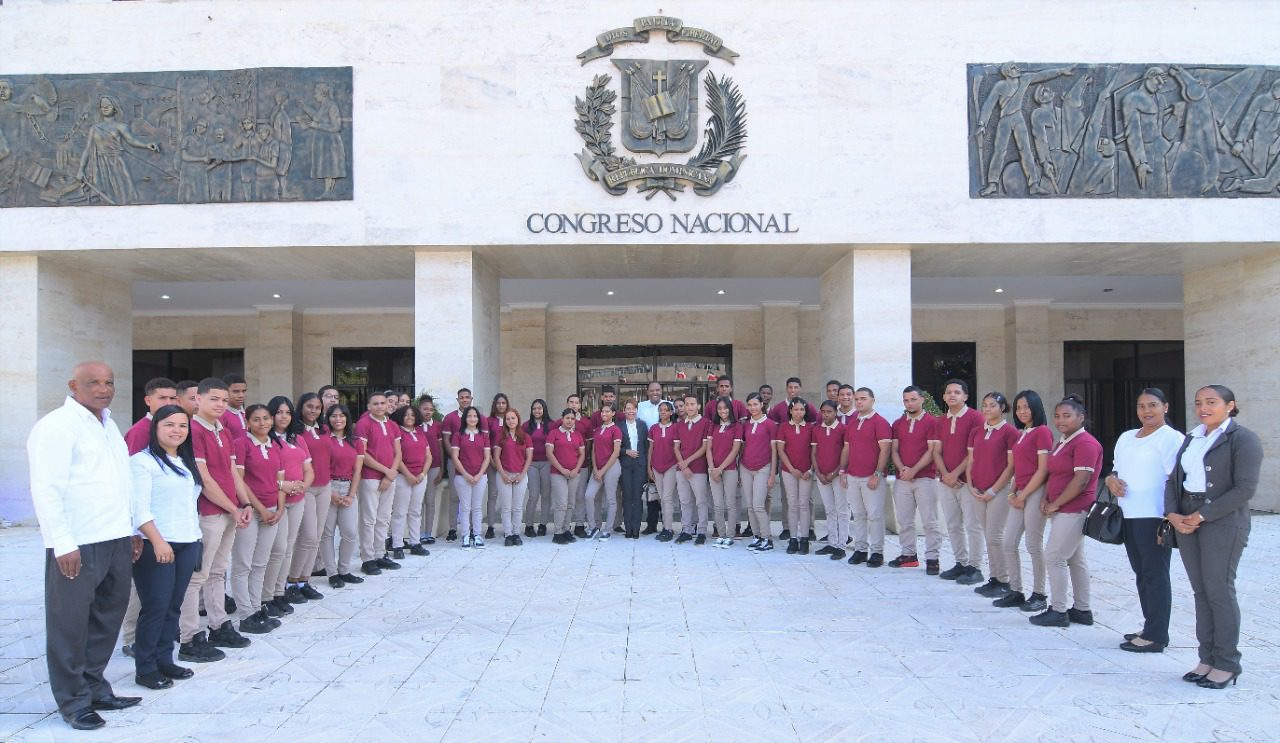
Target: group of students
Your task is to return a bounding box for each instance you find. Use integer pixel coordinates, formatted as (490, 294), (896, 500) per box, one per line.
(99, 372), (1264, 705)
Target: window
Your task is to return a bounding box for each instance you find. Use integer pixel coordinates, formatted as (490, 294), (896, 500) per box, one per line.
(133, 348), (244, 421)
(912, 342), (977, 409)
(332, 347), (415, 413)
(576, 345), (732, 412)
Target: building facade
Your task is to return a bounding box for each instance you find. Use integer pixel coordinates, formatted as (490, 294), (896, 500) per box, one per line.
(1, 0), (1277, 520)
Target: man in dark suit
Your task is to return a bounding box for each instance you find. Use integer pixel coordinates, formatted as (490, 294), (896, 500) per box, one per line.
(618, 399), (650, 538)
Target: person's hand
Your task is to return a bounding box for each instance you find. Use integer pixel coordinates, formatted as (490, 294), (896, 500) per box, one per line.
(594, 470), (604, 482)
(152, 539), (174, 564)
(131, 535), (144, 562)
(1136, 162), (1152, 188)
(1106, 475), (1127, 498)
(868, 474), (881, 490)
(236, 506), (252, 528)
(626, 449), (639, 459)
(801, 471), (812, 481)
(941, 472), (958, 488)
(839, 472), (849, 488)
(331, 494), (343, 507)
(378, 477), (393, 492)
(146, 142), (160, 153)
(1009, 491), (1025, 510)
(767, 473), (777, 489)
(267, 509), (284, 525)
(898, 467), (915, 483)
(968, 485), (980, 499)
(648, 469), (655, 482)
(1041, 499), (1059, 516)
(56, 549), (82, 580)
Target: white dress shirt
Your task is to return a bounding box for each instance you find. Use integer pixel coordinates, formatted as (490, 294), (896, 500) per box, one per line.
(28, 396), (134, 556)
(1112, 425), (1184, 519)
(624, 419), (640, 452)
(636, 399), (670, 428)
(1181, 418), (1232, 493)
(130, 451), (202, 543)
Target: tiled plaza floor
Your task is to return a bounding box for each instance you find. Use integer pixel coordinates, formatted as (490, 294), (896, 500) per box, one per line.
(1, 516), (1277, 742)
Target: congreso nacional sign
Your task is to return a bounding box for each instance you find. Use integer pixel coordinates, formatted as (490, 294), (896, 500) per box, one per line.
(573, 16), (748, 201)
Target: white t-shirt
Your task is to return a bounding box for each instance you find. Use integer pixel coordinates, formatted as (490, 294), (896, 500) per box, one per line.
(1111, 425), (1185, 519)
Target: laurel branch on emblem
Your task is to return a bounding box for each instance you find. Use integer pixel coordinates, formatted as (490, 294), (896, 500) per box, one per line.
(575, 72), (748, 200)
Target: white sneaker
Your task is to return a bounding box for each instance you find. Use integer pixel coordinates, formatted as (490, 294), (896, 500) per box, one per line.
(473, 535), (486, 549)
(461, 535), (473, 549)
(599, 530), (611, 540)
(587, 527), (601, 540)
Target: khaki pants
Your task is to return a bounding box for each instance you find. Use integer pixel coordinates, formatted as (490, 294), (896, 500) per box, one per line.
(814, 477), (846, 546)
(419, 467), (446, 537)
(179, 512), (237, 642)
(652, 468), (677, 531)
(781, 470), (813, 536)
(358, 476), (394, 563)
(1044, 511), (1089, 613)
(495, 472), (529, 536)
(487, 466), (499, 527)
(230, 509), (279, 618)
(848, 475), (887, 553)
(975, 484), (1012, 582)
(550, 472), (582, 533)
(454, 473), (488, 538)
(392, 473), (429, 546)
(584, 463), (621, 530)
(740, 465), (773, 538)
(709, 468), (740, 538)
(322, 480), (358, 575)
(938, 481), (983, 567)
(1003, 486), (1046, 594)
(291, 484), (331, 581)
(524, 461), (551, 527)
(119, 584), (140, 646)
(892, 477), (941, 560)
(263, 500), (303, 600)
(676, 471), (710, 535)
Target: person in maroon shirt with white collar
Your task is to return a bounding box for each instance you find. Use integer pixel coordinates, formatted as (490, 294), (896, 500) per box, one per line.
(218, 373), (249, 438)
(589, 387), (622, 533)
(811, 401), (848, 560)
(768, 377), (819, 425)
(889, 386), (942, 573)
(964, 392), (1018, 599)
(777, 398), (815, 554)
(933, 379), (987, 585)
(483, 393), (511, 540)
(354, 392), (402, 574)
(124, 378), (178, 455)
(843, 388), (893, 567)
(703, 377), (749, 422)
(673, 394), (712, 544)
(546, 407), (586, 544)
(568, 393), (595, 537)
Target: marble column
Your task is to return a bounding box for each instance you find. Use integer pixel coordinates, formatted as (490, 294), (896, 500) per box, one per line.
(0, 255), (132, 523)
(819, 249), (912, 419)
(762, 301), (800, 389)
(1184, 251), (1280, 513)
(414, 249), (501, 405)
(1006, 300), (1055, 402)
(504, 303), (548, 408)
(255, 305), (304, 399)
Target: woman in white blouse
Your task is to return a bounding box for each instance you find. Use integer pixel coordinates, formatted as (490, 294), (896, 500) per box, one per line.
(1105, 388), (1184, 653)
(129, 405), (203, 690)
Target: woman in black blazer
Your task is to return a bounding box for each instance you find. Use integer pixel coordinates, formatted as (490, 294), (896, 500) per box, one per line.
(618, 398), (650, 538)
(1164, 385), (1263, 689)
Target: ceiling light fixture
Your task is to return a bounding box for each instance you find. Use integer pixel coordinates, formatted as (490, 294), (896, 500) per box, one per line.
(160, 294), (170, 299)
(717, 289), (726, 295)
(1103, 288), (1114, 293)
(606, 290), (615, 296)
(993, 288), (1004, 294)
(272, 293), (282, 299)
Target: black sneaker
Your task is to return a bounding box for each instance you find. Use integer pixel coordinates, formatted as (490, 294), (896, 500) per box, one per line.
(694, 534), (706, 546)
(537, 524), (548, 536)
(328, 575), (345, 589)
(311, 568), (328, 577)
(641, 525), (658, 535)
(976, 578), (1011, 597)
(1029, 609), (1069, 627)
(485, 526), (495, 539)
(361, 560), (383, 576)
(888, 554), (919, 568)
(283, 586), (308, 604)
(121, 643), (134, 658)
(926, 559), (941, 575)
(829, 548), (846, 560)
(446, 530), (458, 542)
(504, 535), (515, 546)
(786, 538), (799, 554)
(552, 532), (567, 545)
(938, 563), (966, 580)
(1067, 608), (1094, 626)
(656, 529), (674, 542)
(675, 532), (693, 544)
(757, 538), (775, 551)
(798, 538), (810, 555)
(178, 632), (226, 662)
(239, 611), (273, 635)
(409, 544), (429, 556)
(614, 526), (625, 533)
(848, 550), (868, 565)
(513, 535), (524, 546)
(574, 525), (588, 538)
(564, 532), (577, 543)
(819, 534), (829, 543)
(866, 552), (884, 568)
(524, 525), (536, 538)
(779, 529), (791, 540)
(208, 620), (251, 649)
(262, 600), (284, 619)
(815, 545), (834, 556)
(391, 548), (405, 560)
(1019, 592), (1047, 612)
(956, 566), (984, 585)
(299, 583), (324, 601)
(338, 572), (365, 584)
(267, 615), (282, 630)
(992, 591), (1026, 608)
(377, 556), (402, 570)
(424, 535), (437, 545)
(742, 525), (753, 538)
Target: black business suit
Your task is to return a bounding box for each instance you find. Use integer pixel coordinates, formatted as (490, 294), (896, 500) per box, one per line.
(619, 418), (650, 534)
(1163, 419), (1263, 675)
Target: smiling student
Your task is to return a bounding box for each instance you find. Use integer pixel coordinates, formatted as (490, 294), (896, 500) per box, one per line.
(934, 379), (986, 585)
(493, 408), (533, 545)
(888, 386), (941, 573)
(319, 404), (365, 589)
(354, 392), (402, 574)
(964, 392), (1017, 598)
(777, 398), (814, 555)
(450, 406), (492, 548)
(230, 404), (285, 635)
(843, 388), (892, 567)
(261, 396), (313, 619)
(390, 404), (432, 556)
(673, 394), (711, 544)
(811, 401), (848, 560)
(646, 401), (679, 542)
(996, 390), (1052, 612)
(523, 399), (553, 538)
(707, 397), (744, 548)
(547, 407), (586, 544)
(584, 402), (623, 540)
(740, 393), (779, 552)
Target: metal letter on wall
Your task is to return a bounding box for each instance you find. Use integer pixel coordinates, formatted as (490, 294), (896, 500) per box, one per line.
(968, 62), (1280, 198)
(0, 66), (352, 207)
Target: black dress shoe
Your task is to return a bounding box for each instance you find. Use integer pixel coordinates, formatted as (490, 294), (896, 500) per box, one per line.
(848, 550), (868, 565)
(91, 694), (142, 711)
(525, 525), (536, 538)
(329, 575), (345, 589)
(66, 709), (106, 730)
(409, 544), (430, 556)
(1182, 670), (1208, 683)
(786, 538), (799, 554)
(299, 583), (324, 600)
(866, 553), (884, 568)
(159, 663), (194, 680)
(614, 526), (625, 533)
(537, 524), (548, 536)
(1197, 671), (1241, 689)
(136, 671), (173, 690)
(1067, 607), (1094, 626)
(1124, 632), (1140, 641)
(338, 572), (364, 584)
(1120, 639), (1166, 653)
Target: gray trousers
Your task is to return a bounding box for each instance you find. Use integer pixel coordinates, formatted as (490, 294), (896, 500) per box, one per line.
(524, 461), (551, 527)
(45, 537), (132, 717)
(1179, 522), (1249, 674)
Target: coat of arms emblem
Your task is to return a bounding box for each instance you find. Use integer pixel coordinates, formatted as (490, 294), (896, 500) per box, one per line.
(574, 16), (747, 200)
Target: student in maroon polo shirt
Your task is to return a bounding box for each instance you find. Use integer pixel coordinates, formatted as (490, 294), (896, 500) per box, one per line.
(843, 388), (893, 567)
(417, 396), (451, 545)
(1030, 394), (1103, 628)
(390, 404), (432, 556)
(707, 397), (744, 548)
(493, 408), (533, 546)
(996, 390), (1052, 612)
(261, 397), (313, 620)
(354, 392), (403, 573)
(811, 401), (848, 561)
(175, 380), (200, 417)
(646, 401), (679, 541)
(741, 393), (778, 552)
(964, 392), (1018, 599)
(289, 392), (332, 601)
(522, 399), (553, 538)
(451, 405), (492, 548)
(673, 394), (711, 544)
(590, 387), (626, 534)
(124, 378), (178, 455)
(230, 405), (286, 635)
(584, 403), (623, 540)
(178, 378), (253, 663)
(768, 377), (819, 425)
(825, 379), (841, 404)
(703, 377), (749, 422)
(888, 386), (942, 574)
(483, 393), (511, 540)
(320, 404), (366, 588)
(568, 393), (595, 538)
(933, 379), (987, 585)
(218, 373), (249, 438)
(546, 407), (586, 544)
(835, 384), (857, 426)
(777, 398), (815, 554)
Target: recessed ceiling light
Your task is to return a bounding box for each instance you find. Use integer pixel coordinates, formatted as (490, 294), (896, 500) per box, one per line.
(606, 290), (615, 296)
(160, 294), (170, 300)
(1103, 288), (1114, 293)
(993, 288), (1004, 294)
(717, 289), (726, 295)
(272, 293), (282, 299)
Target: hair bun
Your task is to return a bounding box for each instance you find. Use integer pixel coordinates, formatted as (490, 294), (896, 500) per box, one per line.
(1062, 393), (1085, 404)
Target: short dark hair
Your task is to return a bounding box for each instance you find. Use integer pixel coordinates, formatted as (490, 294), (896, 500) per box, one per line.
(144, 377), (177, 395)
(943, 379), (969, 396)
(826, 379), (841, 388)
(318, 384), (339, 399)
(759, 384), (773, 393)
(855, 387), (875, 399)
(786, 377), (802, 387)
(1013, 390), (1047, 429)
(176, 379), (198, 395)
(221, 372), (247, 386)
(456, 387), (472, 397)
(198, 377), (228, 395)
(982, 391), (1010, 414)
(717, 376), (733, 385)
(838, 384), (855, 393)
(902, 385), (924, 396)
(601, 385), (616, 394)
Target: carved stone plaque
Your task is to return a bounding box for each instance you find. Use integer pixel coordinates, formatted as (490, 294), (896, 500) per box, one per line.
(0, 66), (352, 207)
(968, 63), (1280, 198)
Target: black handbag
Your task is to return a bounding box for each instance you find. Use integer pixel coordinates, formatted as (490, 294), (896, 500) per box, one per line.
(1082, 479), (1124, 544)
(1156, 518), (1178, 549)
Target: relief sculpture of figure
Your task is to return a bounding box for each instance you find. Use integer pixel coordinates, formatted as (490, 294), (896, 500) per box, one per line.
(302, 83), (346, 195)
(235, 117), (257, 202)
(76, 95), (159, 205)
(1029, 85), (1064, 194)
(252, 125), (281, 201)
(1067, 73), (1119, 196)
(1223, 79), (1280, 195)
(1120, 67), (1173, 195)
(270, 91), (294, 198)
(0, 79), (55, 203)
(178, 120), (212, 203)
(207, 127), (235, 202)
(1166, 66), (1222, 195)
(975, 62), (1075, 196)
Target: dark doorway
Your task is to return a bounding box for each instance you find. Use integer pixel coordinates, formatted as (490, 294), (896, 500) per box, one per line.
(332, 347), (415, 413)
(576, 345), (732, 413)
(1064, 341), (1185, 472)
(912, 342), (977, 409)
(133, 348), (245, 421)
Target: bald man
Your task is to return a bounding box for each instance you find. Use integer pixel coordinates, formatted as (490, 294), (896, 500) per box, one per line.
(28, 362), (141, 730)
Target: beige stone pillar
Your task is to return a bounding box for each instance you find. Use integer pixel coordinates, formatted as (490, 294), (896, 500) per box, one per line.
(254, 305), (303, 399)
(761, 301), (800, 390)
(1185, 251), (1280, 513)
(0, 255), (132, 523)
(414, 250), (501, 406)
(504, 303), (548, 409)
(819, 249), (912, 419)
(1006, 300), (1055, 401)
